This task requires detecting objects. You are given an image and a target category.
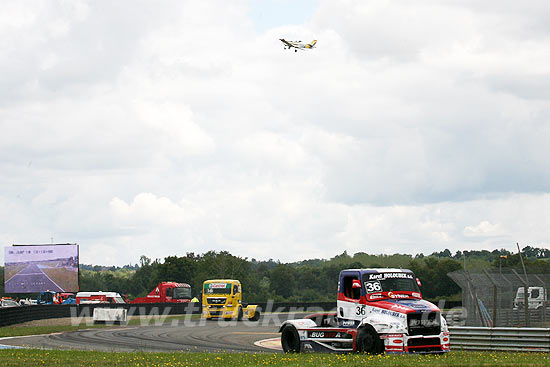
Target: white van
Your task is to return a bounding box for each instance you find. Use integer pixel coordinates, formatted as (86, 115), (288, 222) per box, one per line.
(76, 291), (125, 305)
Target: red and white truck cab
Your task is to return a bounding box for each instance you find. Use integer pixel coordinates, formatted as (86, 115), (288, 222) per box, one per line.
(279, 268), (449, 354)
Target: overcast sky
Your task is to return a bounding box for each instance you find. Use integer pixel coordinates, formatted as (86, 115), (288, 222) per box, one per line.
(1, 0), (550, 266)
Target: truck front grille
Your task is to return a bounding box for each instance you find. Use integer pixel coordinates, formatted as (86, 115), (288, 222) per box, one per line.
(207, 297), (226, 305)
(407, 312), (441, 336)
(407, 337), (440, 347)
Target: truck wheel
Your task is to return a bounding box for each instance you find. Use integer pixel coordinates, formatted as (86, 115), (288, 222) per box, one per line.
(356, 325), (383, 354)
(281, 325), (300, 353)
(238, 307), (243, 321)
(250, 309), (261, 321)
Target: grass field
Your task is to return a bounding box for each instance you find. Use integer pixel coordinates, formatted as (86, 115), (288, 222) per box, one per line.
(3, 264), (26, 281)
(0, 314), (204, 338)
(0, 350), (549, 366)
(41, 267), (78, 291)
(0, 324), (109, 338)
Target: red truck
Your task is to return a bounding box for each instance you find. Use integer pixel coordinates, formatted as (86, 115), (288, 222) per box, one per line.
(130, 282), (193, 303)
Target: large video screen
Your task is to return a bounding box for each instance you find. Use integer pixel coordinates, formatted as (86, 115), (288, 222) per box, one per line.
(4, 244), (79, 293)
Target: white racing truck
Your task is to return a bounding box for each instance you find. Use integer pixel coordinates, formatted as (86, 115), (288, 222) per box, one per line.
(513, 286), (547, 310)
(279, 268), (450, 354)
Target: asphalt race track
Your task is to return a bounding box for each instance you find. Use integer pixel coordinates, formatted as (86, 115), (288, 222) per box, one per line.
(5, 264), (63, 293)
(0, 314), (303, 353)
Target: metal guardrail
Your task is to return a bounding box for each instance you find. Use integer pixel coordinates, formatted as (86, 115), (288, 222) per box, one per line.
(450, 326), (550, 352)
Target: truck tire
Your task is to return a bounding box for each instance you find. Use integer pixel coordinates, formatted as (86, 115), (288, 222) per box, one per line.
(250, 309), (261, 321)
(237, 307), (243, 321)
(355, 325), (383, 354)
(281, 325), (301, 353)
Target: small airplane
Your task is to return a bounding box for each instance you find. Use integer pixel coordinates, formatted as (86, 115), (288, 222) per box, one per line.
(280, 39), (317, 52)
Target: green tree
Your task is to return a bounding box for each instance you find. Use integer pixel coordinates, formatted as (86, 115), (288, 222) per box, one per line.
(270, 264), (295, 298)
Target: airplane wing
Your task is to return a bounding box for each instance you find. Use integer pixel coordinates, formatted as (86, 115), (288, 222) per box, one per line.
(280, 39), (304, 48)
(280, 39), (294, 47)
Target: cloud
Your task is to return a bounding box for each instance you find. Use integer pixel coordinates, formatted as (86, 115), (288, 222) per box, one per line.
(463, 221), (503, 237)
(1, 1), (550, 265)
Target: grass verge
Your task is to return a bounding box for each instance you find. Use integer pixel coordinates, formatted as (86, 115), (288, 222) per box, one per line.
(1, 350), (549, 367)
(0, 314), (203, 338)
(0, 324), (109, 338)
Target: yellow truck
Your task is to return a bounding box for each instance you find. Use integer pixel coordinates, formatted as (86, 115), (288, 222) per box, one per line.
(202, 279), (260, 321)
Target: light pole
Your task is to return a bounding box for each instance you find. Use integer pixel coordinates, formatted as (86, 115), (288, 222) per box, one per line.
(499, 255), (507, 276)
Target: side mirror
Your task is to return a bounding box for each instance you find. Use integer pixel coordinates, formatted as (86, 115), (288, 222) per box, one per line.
(416, 278), (422, 287)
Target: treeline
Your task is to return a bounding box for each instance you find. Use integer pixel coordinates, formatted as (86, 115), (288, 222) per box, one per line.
(77, 246), (550, 302)
(429, 246), (550, 261)
(2, 246), (549, 301)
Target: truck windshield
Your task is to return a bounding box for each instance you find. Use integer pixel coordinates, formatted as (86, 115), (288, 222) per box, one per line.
(204, 283), (232, 295)
(173, 287), (192, 299)
(362, 272), (420, 294)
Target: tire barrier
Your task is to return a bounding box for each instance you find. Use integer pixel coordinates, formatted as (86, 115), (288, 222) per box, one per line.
(0, 303), (201, 327)
(0, 300), (460, 328)
(0, 304), (73, 327)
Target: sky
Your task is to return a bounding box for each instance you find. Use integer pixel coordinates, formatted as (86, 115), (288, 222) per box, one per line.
(1, 0), (550, 266)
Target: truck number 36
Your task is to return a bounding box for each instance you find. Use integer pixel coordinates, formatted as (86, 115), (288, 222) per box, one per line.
(365, 281), (382, 293)
(355, 305), (366, 316)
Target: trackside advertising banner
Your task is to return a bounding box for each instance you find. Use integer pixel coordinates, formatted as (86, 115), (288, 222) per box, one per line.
(4, 244), (79, 293)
